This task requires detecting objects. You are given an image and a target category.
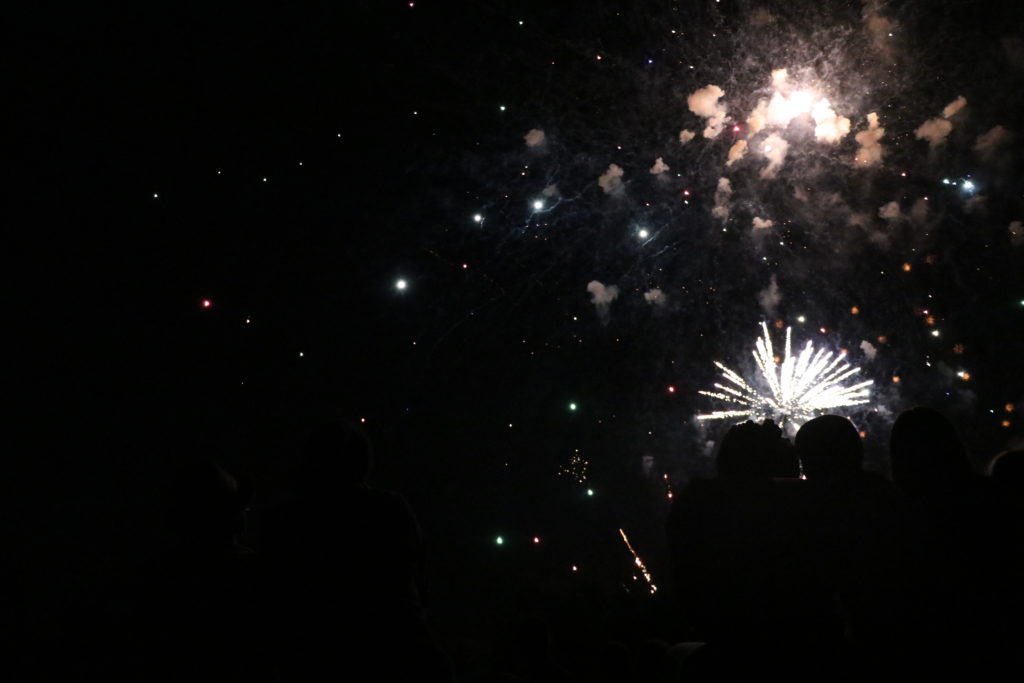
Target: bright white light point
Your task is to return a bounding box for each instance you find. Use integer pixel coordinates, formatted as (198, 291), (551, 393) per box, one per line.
(533, 200), (544, 210)
(495, 536), (503, 545)
(638, 229), (650, 239)
(360, 417), (366, 423)
(299, 352), (304, 357)
(201, 299), (211, 308)
(153, 193), (159, 198)
(518, 20), (523, 25)
(396, 279), (408, 290)
(962, 180), (975, 191)
(473, 214), (482, 223)
(667, 385), (676, 393)
(245, 318), (250, 324)
(569, 402), (577, 411)
(943, 178), (951, 184)
(587, 489), (594, 496)
(931, 330), (940, 337)
(462, 263), (468, 269)
(572, 565), (578, 572)
(499, 105), (506, 111)
(733, 125), (741, 132)
(697, 322), (874, 427)
(533, 537), (540, 544)
(262, 178), (267, 182)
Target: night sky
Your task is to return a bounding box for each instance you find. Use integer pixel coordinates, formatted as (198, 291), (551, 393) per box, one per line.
(17, 0), (1024, 667)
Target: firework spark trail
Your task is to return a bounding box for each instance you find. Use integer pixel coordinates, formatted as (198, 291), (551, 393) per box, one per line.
(619, 528), (657, 594)
(698, 322), (873, 426)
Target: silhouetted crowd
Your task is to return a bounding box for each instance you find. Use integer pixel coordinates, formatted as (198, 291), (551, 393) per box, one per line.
(13, 408), (1023, 681)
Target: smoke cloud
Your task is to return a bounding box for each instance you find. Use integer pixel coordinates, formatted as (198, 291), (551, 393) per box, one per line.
(524, 128), (546, 147)
(711, 177), (732, 221)
(726, 140), (748, 166)
(855, 113), (885, 166)
(860, 340), (878, 360)
(916, 96), (967, 148)
(687, 84), (728, 139)
(1010, 221), (1024, 247)
(878, 200), (902, 220)
(587, 280), (620, 323)
(597, 164), (625, 195)
(974, 125), (1013, 158)
(643, 288), (666, 306)
(759, 133), (789, 178)
(649, 157), (670, 174)
(915, 118), (953, 147)
(812, 98), (852, 143)
(942, 96), (967, 119)
(679, 129), (696, 144)
(752, 216), (774, 230)
(757, 274), (782, 317)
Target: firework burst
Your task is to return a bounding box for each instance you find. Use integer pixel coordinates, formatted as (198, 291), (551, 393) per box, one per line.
(698, 322), (873, 427)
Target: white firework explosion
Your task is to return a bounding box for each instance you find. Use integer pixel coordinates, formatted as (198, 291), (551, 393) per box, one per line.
(697, 322), (873, 427)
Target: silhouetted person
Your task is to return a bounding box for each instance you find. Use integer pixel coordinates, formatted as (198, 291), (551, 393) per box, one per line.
(889, 407), (1009, 673)
(795, 416), (910, 664)
(131, 459), (259, 682)
(890, 406), (975, 502)
(260, 420), (449, 681)
(667, 421), (845, 678)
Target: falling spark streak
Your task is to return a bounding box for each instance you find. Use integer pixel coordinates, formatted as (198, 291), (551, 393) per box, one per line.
(619, 528), (658, 594)
(697, 322), (873, 427)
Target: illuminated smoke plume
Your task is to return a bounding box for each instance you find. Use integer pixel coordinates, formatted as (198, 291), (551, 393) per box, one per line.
(915, 118), (953, 147)
(597, 164), (625, 195)
(542, 184), (560, 197)
(863, 1), (897, 56)
(746, 100), (768, 138)
(860, 340), (878, 360)
(1010, 221), (1024, 247)
(878, 201), (902, 220)
(687, 84), (728, 139)
(711, 177), (732, 221)
(759, 133), (789, 178)
(909, 198), (928, 225)
(524, 128), (546, 147)
(854, 113), (885, 166)
(812, 99), (851, 143)
(749, 7), (775, 26)
(757, 274), (782, 317)
(643, 288), (666, 306)
(649, 157), (670, 174)
(679, 129), (696, 144)
(752, 216), (774, 230)
(916, 97), (966, 148)
(587, 280), (619, 324)
(726, 140), (747, 166)
(974, 125), (1013, 158)
(942, 96), (967, 119)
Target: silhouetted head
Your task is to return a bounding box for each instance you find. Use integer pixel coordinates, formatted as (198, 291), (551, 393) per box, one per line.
(890, 406), (973, 499)
(795, 415), (863, 481)
(298, 420), (374, 491)
(717, 419), (797, 481)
